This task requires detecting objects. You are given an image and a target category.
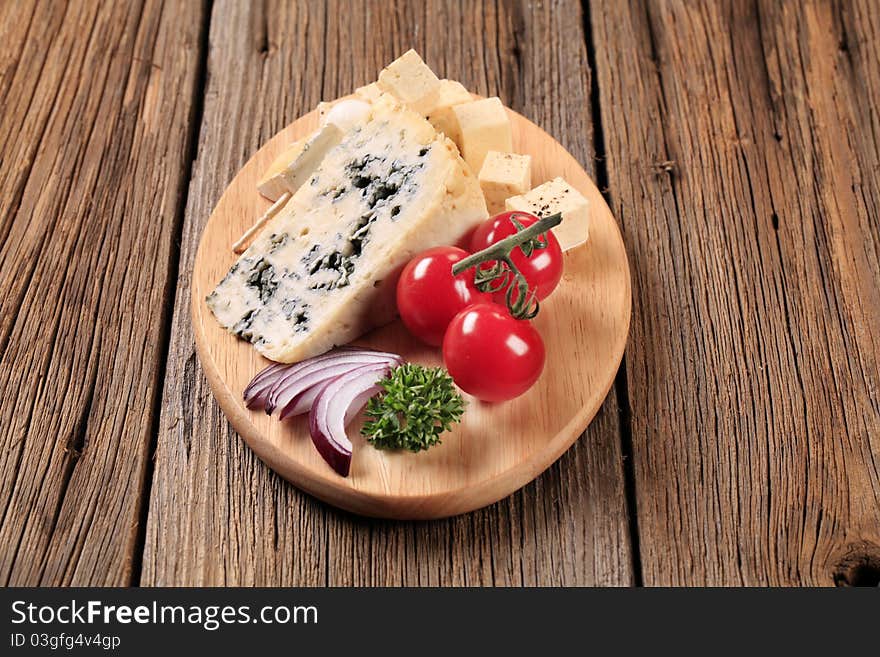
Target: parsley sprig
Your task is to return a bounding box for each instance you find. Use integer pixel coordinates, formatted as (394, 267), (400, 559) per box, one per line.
(362, 364), (465, 452)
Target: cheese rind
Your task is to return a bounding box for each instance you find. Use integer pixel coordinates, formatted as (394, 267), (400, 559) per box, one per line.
(257, 139), (307, 201)
(376, 49), (441, 115)
(505, 177), (590, 251)
(453, 97), (512, 173)
(256, 124), (343, 202)
(208, 94), (488, 363)
(478, 150), (532, 214)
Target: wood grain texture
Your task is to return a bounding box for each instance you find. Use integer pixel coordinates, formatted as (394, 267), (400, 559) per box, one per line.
(0, 0), (206, 584)
(142, 0), (634, 585)
(191, 102), (630, 519)
(591, 0), (880, 585)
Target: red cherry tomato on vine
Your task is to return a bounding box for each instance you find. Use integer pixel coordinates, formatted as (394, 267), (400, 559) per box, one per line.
(396, 246), (492, 346)
(469, 211), (564, 304)
(442, 302), (545, 402)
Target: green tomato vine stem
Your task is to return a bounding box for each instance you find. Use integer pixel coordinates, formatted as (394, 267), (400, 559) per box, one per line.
(451, 212), (562, 319)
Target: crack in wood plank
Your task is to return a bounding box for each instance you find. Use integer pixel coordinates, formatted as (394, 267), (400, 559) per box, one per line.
(583, 0), (644, 586)
(592, 0), (880, 585)
(130, 0), (215, 587)
(0, 0), (209, 585)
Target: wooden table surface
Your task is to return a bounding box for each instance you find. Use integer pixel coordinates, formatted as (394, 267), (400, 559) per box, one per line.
(1, 0), (877, 587)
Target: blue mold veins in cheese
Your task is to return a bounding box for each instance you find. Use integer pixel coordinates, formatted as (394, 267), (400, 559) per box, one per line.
(206, 94), (488, 363)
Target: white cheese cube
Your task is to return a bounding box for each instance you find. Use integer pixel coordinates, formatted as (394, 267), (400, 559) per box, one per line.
(377, 49), (441, 115)
(256, 124), (342, 202)
(505, 177), (590, 251)
(453, 97), (512, 174)
(478, 151), (532, 214)
(357, 74), (472, 146)
(425, 79), (472, 143)
(355, 82), (382, 103)
(425, 79), (472, 114)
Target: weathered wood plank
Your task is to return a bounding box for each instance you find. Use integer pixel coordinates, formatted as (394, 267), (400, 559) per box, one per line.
(142, 0), (633, 586)
(0, 0), (207, 585)
(591, 0), (880, 585)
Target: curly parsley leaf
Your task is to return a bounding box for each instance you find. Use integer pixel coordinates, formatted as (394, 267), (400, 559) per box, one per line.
(361, 364), (465, 452)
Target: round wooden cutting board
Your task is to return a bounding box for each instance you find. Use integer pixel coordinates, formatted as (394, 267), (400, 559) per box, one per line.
(192, 99), (631, 519)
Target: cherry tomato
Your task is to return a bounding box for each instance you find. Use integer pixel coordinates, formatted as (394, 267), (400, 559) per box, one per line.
(442, 302), (545, 402)
(469, 211), (564, 304)
(396, 246), (492, 346)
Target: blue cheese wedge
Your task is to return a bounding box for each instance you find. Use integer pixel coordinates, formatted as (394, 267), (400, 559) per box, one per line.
(207, 94), (488, 363)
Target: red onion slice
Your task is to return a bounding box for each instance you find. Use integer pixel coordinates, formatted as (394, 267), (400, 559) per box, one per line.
(272, 352), (401, 417)
(279, 382), (330, 420)
(265, 350), (400, 413)
(277, 357), (396, 420)
(308, 363), (392, 477)
(244, 347), (404, 477)
(261, 349), (362, 411)
(246, 350), (347, 410)
(344, 385), (381, 426)
(243, 362), (290, 409)
(253, 348), (400, 414)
